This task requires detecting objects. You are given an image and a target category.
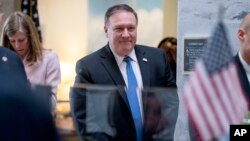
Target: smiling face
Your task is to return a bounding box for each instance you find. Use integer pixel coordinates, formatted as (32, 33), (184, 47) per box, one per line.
(104, 11), (137, 56)
(8, 31), (30, 59)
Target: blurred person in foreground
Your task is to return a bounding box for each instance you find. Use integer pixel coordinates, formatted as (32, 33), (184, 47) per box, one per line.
(158, 37), (177, 81)
(70, 4), (178, 141)
(1, 12), (61, 111)
(235, 12), (250, 107)
(0, 46), (28, 84)
(0, 46), (60, 141)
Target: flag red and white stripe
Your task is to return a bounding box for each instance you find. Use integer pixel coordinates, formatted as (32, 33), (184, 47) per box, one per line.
(182, 22), (248, 141)
(183, 61), (247, 140)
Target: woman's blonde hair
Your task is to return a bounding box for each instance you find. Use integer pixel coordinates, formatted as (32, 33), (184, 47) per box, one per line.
(1, 11), (42, 65)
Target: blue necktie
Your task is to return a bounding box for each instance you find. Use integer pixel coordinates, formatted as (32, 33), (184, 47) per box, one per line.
(124, 56), (142, 141)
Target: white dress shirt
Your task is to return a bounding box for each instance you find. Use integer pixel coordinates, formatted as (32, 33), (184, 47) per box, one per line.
(23, 49), (61, 110)
(110, 47), (144, 120)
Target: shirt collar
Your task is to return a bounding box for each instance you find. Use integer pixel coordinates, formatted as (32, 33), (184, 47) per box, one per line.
(109, 46), (137, 66)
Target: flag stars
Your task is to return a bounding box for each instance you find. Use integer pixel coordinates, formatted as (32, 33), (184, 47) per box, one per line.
(23, 0), (28, 5)
(33, 13), (38, 19)
(182, 22), (248, 141)
(21, 0), (42, 41)
(202, 23), (232, 74)
(37, 26), (41, 31)
(22, 9), (28, 14)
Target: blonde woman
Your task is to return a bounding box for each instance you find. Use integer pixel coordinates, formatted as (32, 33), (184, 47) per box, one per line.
(1, 12), (61, 111)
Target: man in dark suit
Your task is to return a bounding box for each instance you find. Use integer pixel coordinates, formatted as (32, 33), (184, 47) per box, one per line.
(0, 46), (28, 82)
(0, 46), (61, 141)
(70, 4), (178, 141)
(234, 12), (250, 107)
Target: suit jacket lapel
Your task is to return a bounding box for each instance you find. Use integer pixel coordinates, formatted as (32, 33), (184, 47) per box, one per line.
(100, 45), (125, 86)
(100, 45), (130, 106)
(135, 46), (150, 87)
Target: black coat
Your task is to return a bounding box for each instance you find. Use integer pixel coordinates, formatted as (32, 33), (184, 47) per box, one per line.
(0, 47), (60, 141)
(234, 54), (250, 108)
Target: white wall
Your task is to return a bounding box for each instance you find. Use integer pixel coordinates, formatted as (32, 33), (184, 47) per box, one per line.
(163, 0), (177, 37)
(38, 0), (88, 100)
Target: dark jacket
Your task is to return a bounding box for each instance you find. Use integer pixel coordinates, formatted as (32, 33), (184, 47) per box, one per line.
(234, 54), (250, 107)
(70, 44), (178, 141)
(0, 47), (60, 141)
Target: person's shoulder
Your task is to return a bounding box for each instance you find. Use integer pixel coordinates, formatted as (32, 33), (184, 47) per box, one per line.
(42, 49), (59, 59)
(136, 44), (164, 54)
(0, 47), (23, 66)
(0, 46), (20, 58)
(0, 46), (11, 53)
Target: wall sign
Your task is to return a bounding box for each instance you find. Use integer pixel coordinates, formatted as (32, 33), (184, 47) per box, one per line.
(183, 37), (208, 74)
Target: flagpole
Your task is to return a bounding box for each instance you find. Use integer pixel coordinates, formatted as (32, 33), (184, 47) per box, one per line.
(218, 4), (225, 23)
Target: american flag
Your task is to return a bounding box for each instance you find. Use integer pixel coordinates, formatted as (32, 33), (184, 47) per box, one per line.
(21, 0), (42, 42)
(182, 21), (248, 141)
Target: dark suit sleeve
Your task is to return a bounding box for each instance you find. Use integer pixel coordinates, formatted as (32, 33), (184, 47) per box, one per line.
(74, 59), (92, 84)
(70, 60), (113, 141)
(70, 60), (88, 140)
(70, 89), (116, 141)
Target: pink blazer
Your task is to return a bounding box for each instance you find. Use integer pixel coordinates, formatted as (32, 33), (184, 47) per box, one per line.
(23, 49), (61, 109)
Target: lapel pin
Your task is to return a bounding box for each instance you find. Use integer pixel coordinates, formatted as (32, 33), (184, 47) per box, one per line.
(142, 58), (147, 62)
(2, 56), (8, 62)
